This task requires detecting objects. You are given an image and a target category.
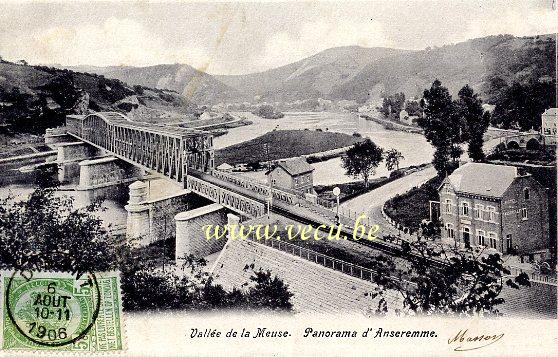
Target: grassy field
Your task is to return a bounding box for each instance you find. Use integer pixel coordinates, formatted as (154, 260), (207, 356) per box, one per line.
(215, 129), (363, 165)
(384, 176), (444, 231)
(315, 178), (389, 203)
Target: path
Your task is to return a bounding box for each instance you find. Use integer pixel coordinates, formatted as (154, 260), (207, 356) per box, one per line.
(340, 165), (437, 236)
(340, 138), (502, 235)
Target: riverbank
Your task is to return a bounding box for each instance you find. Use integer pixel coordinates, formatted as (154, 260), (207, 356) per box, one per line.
(359, 114), (423, 134)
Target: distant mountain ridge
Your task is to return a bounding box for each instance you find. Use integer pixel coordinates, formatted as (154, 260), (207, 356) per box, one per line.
(60, 33), (555, 106)
(331, 34), (555, 103)
(64, 63), (241, 105)
(0, 60), (196, 134)
(215, 46), (411, 103)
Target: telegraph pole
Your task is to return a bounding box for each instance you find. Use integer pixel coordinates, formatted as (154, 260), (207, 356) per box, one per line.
(264, 143), (272, 219)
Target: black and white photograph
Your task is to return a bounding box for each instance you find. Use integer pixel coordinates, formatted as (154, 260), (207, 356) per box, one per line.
(0, 0), (556, 355)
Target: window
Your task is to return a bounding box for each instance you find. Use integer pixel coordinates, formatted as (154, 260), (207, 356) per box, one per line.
(506, 235), (512, 251)
(488, 232), (497, 249)
(462, 227), (471, 248)
(445, 199), (453, 214)
(476, 230), (486, 246)
(486, 206), (497, 222)
(445, 185), (452, 194)
(524, 188), (530, 200)
(520, 208), (528, 220)
(460, 202), (470, 216)
(474, 204), (484, 219)
(446, 223), (455, 239)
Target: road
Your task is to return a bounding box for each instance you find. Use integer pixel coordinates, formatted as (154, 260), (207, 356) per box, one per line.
(340, 138), (502, 235)
(340, 165), (437, 237)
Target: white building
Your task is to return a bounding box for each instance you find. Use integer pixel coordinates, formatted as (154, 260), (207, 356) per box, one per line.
(541, 108), (557, 136)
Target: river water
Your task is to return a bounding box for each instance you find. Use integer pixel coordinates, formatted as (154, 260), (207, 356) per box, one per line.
(218, 112), (434, 185)
(0, 112), (434, 227)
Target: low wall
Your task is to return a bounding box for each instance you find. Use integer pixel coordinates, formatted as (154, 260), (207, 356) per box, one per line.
(212, 235), (403, 314)
(0, 151), (58, 185)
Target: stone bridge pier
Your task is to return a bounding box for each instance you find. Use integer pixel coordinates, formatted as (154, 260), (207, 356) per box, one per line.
(78, 157), (144, 202)
(174, 204), (229, 261)
(56, 142), (102, 184)
(125, 181), (211, 247)
(44, 128), (74, 146)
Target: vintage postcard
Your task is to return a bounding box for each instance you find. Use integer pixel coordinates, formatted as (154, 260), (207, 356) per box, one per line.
(0, 0), (556, 355)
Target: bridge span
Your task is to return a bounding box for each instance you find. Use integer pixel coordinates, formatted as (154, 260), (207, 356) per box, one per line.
(65, 112), (214, 183)
(59, 112), (446, 267)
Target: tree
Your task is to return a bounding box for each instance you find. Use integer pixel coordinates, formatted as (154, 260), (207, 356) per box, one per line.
(342, 139), (384, 188)
(121, 259), (294, 312)
(405, 100), (423, 117)
(491, 81), (555, 131)
(242, 268), (293, 310)
(368, 236), (531, 316)
(418, 80), (466, 176)
(384, 148), (405, 171)
(133, 85), (144, 95)
(457, 85), (490, 161)
(0, 186), (118, 275)
(379, 92), (406, 118)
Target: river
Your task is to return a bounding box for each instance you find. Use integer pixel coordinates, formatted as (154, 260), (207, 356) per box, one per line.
(219, 112), (434, 185)
(0, 112), (433, 227)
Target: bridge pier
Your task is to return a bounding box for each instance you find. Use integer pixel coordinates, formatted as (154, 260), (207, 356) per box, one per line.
(44, 128), (74, 146)
(77, 157), (144, 202)
(124, 181), (210, 246)
(56, 142), (102, 184)
(125, 181), (151, 245)
(174, 203), (228, 261)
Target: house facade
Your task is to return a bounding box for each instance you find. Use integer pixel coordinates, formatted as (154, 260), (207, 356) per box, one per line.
(541, 108), (557, 136)
(266, 158), (315, 194)
(438, 163), (549, 255)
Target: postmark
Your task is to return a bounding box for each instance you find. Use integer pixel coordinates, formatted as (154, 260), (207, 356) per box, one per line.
(1, 270), (123, 352)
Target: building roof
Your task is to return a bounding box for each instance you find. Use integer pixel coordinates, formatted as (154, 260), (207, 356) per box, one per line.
(444, 163), (519, 198)
(543, 108), (557, 116)
(272, 158), (314, 176)
(216, 163), (233, 170)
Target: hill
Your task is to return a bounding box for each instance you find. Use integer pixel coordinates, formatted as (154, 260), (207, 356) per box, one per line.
(331, 34), (556, 103)
(216, 46), (409, 103)
(65, 63), (242, 106)
(55, 33), (555, 107)
(0, 61), (196, 135)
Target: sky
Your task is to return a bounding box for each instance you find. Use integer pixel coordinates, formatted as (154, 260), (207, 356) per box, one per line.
(0, 0), (556, 75)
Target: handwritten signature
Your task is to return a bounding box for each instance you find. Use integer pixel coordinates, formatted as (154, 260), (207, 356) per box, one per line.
(448, 329), (504, 352)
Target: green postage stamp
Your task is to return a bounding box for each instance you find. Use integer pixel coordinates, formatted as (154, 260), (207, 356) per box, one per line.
(0, 270), (123, 352)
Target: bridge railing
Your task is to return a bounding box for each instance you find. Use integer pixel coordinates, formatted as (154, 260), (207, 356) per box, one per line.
(187, 175), (266, 218)
(507, 266), (557, 286)
(212, 169), (270, 196)
(212, 169), (305, 203)
(253, 236), (415, 287)
(257, 237), (378, 281)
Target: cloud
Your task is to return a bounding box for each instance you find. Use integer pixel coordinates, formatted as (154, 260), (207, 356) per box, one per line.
(256, 18), (393, 70)
(1, 17), (210, 68)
